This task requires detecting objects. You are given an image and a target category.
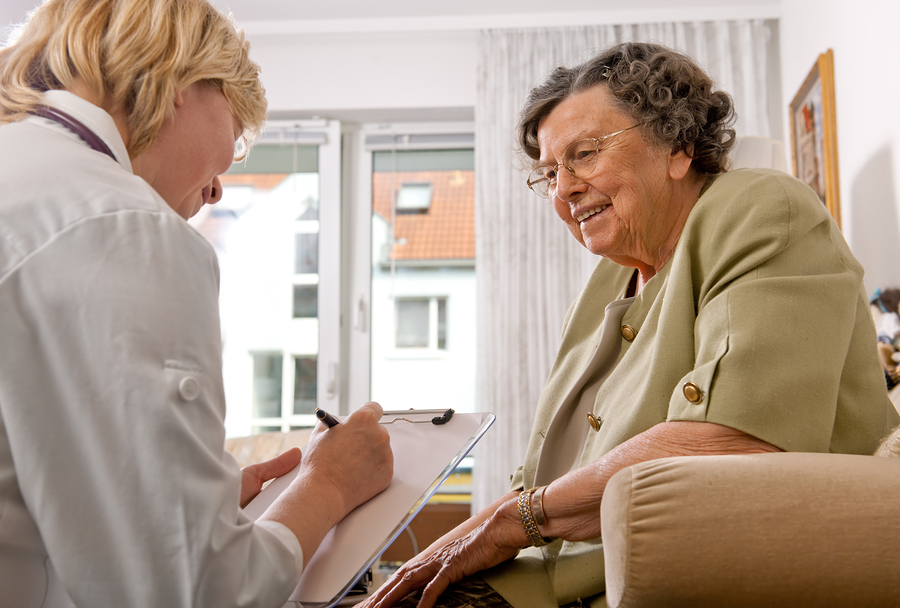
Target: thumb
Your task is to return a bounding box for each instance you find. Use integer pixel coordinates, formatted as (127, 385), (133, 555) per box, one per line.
(247, 447), (302, 482)
(268, 447), (303, 478)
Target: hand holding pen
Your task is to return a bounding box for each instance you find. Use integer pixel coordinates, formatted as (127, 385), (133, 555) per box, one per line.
(306, 403), (393, 511)
(315, 407), (342, 428)
(254, 401), (393, 566)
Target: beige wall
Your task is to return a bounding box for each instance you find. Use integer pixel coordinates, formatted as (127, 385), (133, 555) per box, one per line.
(780, 0), (900, 293)
(249, 30), (477, 121)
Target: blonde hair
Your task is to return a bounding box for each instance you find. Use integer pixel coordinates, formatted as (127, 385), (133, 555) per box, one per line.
(0, 0), (267, 159)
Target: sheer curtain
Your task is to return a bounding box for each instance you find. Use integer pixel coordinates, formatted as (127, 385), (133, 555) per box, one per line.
(472, 20), (775, 512)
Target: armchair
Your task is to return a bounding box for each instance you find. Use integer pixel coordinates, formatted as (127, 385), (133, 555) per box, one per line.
(601, 450), (900, 607)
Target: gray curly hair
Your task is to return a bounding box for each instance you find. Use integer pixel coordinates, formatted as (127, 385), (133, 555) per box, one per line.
(518, 42), (736, 175)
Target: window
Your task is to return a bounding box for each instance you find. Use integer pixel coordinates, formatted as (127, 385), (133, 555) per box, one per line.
(193, 120), (474, 436)
(251, 352), (282, 421)
(292, 285), (317, 318)
(292, 355), (317, 416)
(294, 232), (318, 274)
(395, 182), (433, 213)
(249, 353), (317, 433)
(190, 121), (341, 437)
(395, 296), (447, 350)
(344, 124), (476, 412)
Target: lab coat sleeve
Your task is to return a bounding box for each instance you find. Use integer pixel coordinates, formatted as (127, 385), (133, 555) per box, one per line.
(0, 208), (302, 608)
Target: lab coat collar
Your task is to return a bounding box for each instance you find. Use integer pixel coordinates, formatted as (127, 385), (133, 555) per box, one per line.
(41, 89), (133, 173)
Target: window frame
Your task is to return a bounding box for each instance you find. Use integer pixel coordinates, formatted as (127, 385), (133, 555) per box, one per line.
(343, 122), (474, 412)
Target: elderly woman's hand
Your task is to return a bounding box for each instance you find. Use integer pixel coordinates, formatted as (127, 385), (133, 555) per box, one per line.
(360, 495), (528, 608)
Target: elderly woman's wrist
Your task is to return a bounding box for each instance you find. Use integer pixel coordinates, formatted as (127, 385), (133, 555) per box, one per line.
(517, 486), (555, 547)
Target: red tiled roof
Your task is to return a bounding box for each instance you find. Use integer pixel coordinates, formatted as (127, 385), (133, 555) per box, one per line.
(372, 170), (475, 261)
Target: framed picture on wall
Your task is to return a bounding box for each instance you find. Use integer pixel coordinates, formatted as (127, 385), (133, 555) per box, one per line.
(789, 49), (841, 228)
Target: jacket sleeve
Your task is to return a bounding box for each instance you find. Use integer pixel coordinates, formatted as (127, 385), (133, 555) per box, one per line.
(667, 170), (893, 453)
(0, 208), (302, 608)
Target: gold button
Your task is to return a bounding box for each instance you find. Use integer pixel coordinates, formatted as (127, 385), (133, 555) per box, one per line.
(620, 324), (637, 341)
(587, 412), (602, 432)
(683, 382), (704, 404)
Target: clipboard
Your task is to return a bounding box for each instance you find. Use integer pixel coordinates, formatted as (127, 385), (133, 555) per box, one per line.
(243, 409), (495, 607)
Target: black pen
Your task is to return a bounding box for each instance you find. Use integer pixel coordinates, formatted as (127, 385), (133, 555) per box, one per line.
(315, 408), (341, 428)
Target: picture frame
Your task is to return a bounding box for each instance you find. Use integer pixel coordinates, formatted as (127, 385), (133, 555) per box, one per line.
(789, 49), (841, 228)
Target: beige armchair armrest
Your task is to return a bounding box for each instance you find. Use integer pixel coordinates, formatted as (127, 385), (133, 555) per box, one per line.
(601, 452), (900, 608)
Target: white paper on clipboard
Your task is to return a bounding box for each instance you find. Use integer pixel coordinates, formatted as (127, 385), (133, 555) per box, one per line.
(243, 409), (495, 608)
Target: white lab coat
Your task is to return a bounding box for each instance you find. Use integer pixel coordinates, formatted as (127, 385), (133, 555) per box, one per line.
(0, 91), (302, 608)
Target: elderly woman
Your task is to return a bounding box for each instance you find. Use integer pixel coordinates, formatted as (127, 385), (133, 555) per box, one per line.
(0, 1), (392, 607)
(363, 42), (897, 608)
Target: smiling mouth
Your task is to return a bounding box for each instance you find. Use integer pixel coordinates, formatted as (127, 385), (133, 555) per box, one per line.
(576, 204), (609, 222)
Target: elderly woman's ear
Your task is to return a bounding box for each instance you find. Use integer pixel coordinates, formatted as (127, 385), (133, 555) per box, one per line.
(668, 147), (695, 180)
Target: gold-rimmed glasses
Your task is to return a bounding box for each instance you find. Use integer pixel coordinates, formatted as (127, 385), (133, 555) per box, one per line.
(526, 124), (640, 198)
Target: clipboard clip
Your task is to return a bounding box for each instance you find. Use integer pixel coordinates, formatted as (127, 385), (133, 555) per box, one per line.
(380, 408), (455, 425)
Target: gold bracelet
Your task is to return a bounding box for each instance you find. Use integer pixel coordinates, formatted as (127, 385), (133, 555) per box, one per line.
(517, 488), (550, 547)
(532, 485), (548, 526)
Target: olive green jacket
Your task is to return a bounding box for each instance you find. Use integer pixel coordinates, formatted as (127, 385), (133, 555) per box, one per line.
(483, 168), (899, 607)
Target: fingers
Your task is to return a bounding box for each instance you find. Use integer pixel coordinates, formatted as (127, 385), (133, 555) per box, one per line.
(365, 562), (437, 608)
(311, 401), (384, 435)
(360, 487), (525, 608)
(355, 400), (384, 419)
(416, 571), (454, 608)
(393, 521), (523, 606)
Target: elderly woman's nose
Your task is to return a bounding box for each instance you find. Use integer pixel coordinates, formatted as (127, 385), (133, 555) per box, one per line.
(209, 176), (224, 205)
(555, 167), (586, 201)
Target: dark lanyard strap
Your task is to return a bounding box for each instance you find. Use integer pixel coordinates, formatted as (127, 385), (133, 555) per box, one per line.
(31, 105), (117, 162)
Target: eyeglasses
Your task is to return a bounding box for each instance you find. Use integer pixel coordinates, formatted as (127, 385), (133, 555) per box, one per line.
(526, 124), (640, 198)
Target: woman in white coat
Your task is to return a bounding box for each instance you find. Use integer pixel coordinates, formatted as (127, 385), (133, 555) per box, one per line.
(0, 1), (393, 607)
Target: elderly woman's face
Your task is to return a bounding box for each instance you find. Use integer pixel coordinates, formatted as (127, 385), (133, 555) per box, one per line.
(132, 81), (241, 220)
(536, 84), (693, 271)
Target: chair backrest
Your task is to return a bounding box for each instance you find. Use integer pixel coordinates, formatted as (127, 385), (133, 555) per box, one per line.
(729, 136), (789, 172)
